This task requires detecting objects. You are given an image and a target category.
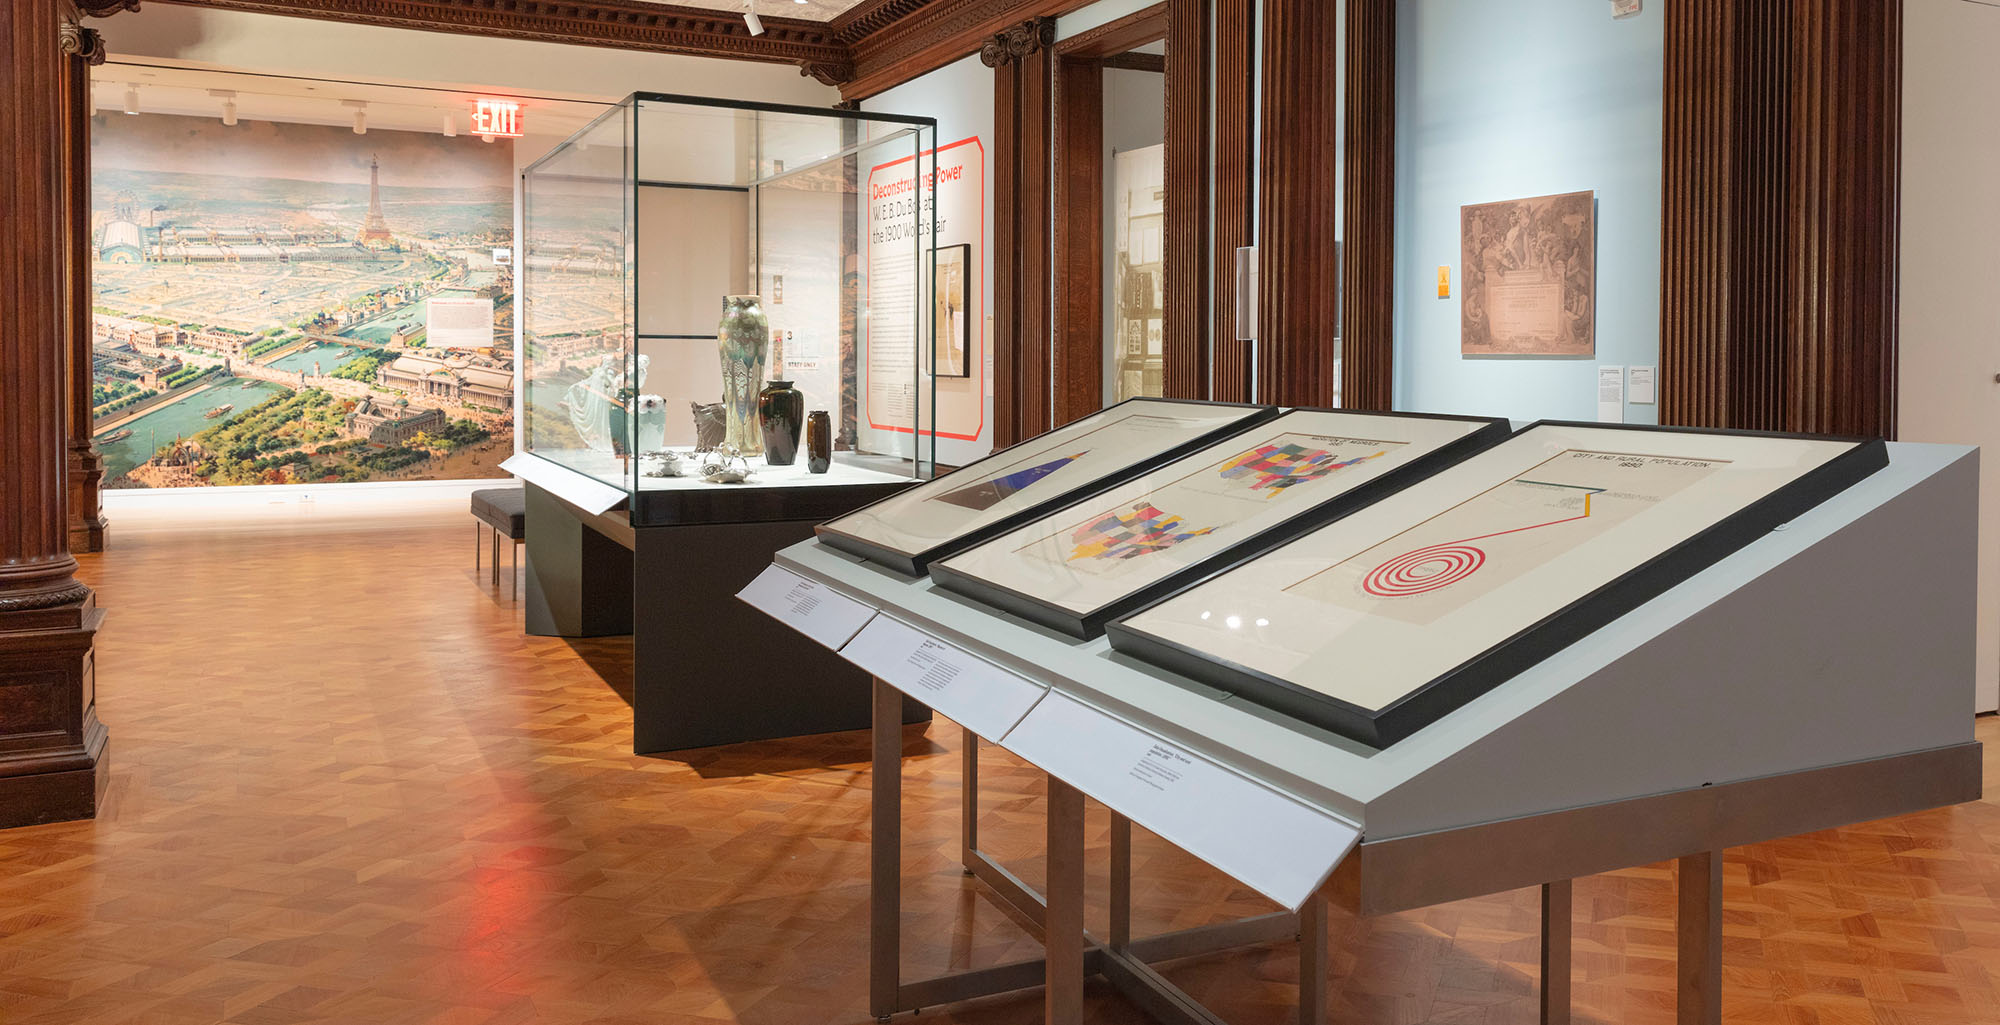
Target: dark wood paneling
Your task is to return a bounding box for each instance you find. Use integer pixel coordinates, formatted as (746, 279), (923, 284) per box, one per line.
(1162, 0), (1209, 400)
(1101, 51), (1165, 73)
(1255, 0), (1343, 407)
(0, 1), (110, 830)
(1340, 0), (1395, 411)
(1661, 0), (1900, 439)
(1050, 56), (1104, 425)
(1046, 4), (1165, 425)
(988, 18), (1056, 446)
(63, 36), (107, 554)
(1209, 0), (1255, 403)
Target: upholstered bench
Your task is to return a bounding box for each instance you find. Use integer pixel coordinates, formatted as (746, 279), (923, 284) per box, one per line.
(471, 486), (526, 599)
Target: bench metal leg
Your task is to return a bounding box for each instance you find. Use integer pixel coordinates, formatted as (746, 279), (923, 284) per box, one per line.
(1542, 880), (1572, 1025)
(1677, 852), (1722, 1025)
(475, 522), (481, 572)
(511, 539), (519, 602)
(491, 528), (500, 587)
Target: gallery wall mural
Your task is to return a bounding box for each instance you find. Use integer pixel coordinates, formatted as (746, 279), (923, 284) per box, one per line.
(91, 112), (515, 488)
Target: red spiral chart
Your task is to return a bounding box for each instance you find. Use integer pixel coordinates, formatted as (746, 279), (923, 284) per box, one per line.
(1361, 543), (1487, 597)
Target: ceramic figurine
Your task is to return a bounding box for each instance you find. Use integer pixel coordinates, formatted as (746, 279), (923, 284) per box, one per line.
(634, 394), (667, 453)
(758, 380), (803, 466)
(642, 450), (685, 478)
(805, 410), (831, 474)
(717, 295), (768, 455)
(690, 401), (726, 453)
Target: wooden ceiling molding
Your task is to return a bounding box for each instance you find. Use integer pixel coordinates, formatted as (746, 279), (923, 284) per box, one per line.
(843, 0), (1089, 100)
(150, 0), (855, 80)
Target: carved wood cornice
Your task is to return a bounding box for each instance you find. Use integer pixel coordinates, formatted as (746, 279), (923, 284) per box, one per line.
(149, 0), (852, 74)
(844, 0), (1081, 98)
(77, 0), (143, 16)
(59, 23), (110, 66)
(980, 17), (1057, 68)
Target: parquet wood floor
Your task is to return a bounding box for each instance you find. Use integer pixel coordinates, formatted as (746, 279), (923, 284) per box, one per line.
(3, 499), (1998, 1025)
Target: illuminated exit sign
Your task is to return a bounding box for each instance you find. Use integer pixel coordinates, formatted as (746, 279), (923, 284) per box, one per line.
(471, 98), (522, 138)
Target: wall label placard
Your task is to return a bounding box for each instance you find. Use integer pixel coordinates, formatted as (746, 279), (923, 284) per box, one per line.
(839, 615), (1044, 740)
(865, 136), (987, 442)
(1003, 692), (1358, 910)
(736, 565), (876, 650)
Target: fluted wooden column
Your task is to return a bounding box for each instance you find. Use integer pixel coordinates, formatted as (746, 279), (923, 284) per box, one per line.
(1340, 0), (1395, 411)
(1256, 0), (1345, 407)
(1209, 0), (1254, 403)
(0, 1), (113, 829)
(64, 27), (108, 552)
(987, 18), (1055, 445)
(1162, 0), (1209, 400)
(1660, 0), (1900, 438)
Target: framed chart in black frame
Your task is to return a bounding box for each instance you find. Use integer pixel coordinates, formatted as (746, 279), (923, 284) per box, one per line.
(1107, 421), (1890, 748)
(928, 409), (1513, 638)
(932, 243), (973, 378)
(816, 398), (1278, 576)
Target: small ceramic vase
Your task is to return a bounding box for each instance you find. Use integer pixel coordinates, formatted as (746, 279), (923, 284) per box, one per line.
(717, 295), (768, 455)
(805, 410), (832, 474)
(758, 380), (803, 466)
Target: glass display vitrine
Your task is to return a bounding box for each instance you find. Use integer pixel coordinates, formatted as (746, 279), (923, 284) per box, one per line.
(521, 93), (937, 526)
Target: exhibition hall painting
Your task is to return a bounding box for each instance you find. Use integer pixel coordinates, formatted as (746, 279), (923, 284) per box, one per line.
(1459, 190), (1595, 357)
(90, 112), (515, 487)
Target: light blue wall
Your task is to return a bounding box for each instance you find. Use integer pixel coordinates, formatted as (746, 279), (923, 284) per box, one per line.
(1392, 0), (1663, 423)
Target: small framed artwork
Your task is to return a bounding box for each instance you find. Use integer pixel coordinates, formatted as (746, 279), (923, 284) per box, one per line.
(932, 243), (972, 378)
(929, 409), (1512, 638)
(1107, 421), (1887, 747)
(816, 397), (1278, 576)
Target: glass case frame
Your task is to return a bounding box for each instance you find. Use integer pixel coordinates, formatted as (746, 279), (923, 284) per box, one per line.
(521, 92), (939, 526)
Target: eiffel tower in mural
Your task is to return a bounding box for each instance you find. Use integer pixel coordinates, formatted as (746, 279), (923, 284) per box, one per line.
(357, 154), (393, 244)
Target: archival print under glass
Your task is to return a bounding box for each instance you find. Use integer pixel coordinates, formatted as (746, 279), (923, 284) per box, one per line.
(1460, 190), (1595, 357)
(1108, 422), (1886, 746)
(930, 409), (1509, 637)
(932, 243), (972, 378)
(816, 398), (1276, 575)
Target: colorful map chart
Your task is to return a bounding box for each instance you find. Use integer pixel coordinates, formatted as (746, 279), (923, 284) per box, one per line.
(1217, 444), (1386, 496)
(1068, 502), (1215, 562)
(934, 451), (1086, 511)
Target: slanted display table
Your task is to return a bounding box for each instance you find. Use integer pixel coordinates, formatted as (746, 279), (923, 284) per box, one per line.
(745, 440), (1982, 1025)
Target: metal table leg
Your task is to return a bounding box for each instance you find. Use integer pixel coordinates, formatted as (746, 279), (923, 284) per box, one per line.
(1677, 852), (1722, 1025)
(1298, 894), (1328, 1025)
(1046, 775), (1087, 1025)
(1541, 880), (1572, 1025)
(871, 678), (901, 1022)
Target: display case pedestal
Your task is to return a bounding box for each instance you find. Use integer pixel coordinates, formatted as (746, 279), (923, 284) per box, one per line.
(523, 482), (927, 754)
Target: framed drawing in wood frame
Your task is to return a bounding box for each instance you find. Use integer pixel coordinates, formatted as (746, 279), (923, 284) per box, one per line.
(816, 397), (1277, 576)
(932, 242), (973, 378)
(1107, 421), (1889, 747)
(929, 408), (1512, 638)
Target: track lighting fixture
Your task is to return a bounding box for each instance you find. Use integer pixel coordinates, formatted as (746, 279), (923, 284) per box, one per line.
(210, 89), (238, 126)
(343, 99), (368, 135)
(744, 1), (764, 36)
(442, 112), (457, 137)
(123, 83), (140, 115)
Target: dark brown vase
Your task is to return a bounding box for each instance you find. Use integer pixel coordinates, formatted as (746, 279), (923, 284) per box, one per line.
(758, 380), (803, 466)
(805, 410), (831, 474)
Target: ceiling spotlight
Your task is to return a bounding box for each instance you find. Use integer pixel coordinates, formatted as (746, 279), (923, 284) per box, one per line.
(343, 99), (368, 135)
(743, 1), (764, 36)
(441, 112), (457, 138)
(210, 89), (238, 126)
(480, 134), (495, 144)
(123, 83), (139, 115)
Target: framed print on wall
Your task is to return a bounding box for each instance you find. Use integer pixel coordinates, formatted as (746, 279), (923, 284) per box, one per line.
(1460, 190), (1595, 357)
(929, 409), (1512, 638)
(816, 398), (1278, 576)
(932, 243), (972, 378)
(1107, 422), (1888, 748)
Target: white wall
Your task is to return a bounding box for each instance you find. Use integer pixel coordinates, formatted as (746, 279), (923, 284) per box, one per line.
(861, 54), (998, 466)
(1899, 0), (2000, 712)
(1392, 0), (1663, 423)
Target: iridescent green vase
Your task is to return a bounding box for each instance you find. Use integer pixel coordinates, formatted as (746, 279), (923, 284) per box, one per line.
(717, 295), (768, 456)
